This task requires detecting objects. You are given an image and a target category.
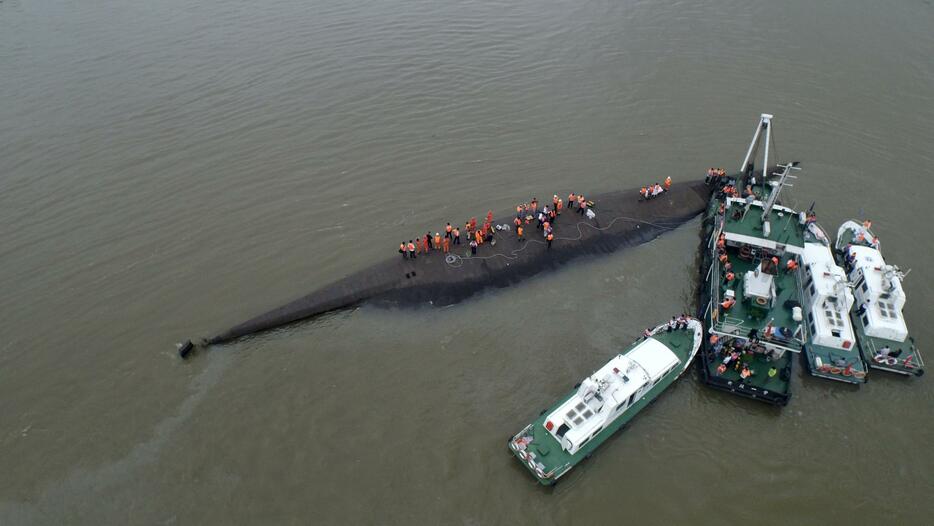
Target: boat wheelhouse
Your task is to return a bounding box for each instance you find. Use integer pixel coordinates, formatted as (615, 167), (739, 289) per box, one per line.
(508, 319), (702, 485)
(698, 114), (808, 406)
(834, 221), (923, 376)
(797, 230), (867, 383)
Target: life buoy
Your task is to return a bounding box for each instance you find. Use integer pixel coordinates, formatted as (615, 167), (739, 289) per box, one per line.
(520, 450), (530, 461)
(873, 354), (887, 363)
(842, 368), (853, 377)
(527, 458), (536, 470)
(818, 364), (832, 373)
(830, 367), (842, 375)
(853, 371), (867, 379)
(535, 467), (546, 478)
(756, 297), (768, 306)
(885, 357), (898, 366)
(739, 246), (752, 259)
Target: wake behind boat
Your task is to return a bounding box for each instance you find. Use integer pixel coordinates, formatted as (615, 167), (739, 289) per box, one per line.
(508, 318), (701, 485)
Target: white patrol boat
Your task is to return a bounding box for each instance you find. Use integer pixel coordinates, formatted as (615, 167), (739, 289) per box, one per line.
(508, 318), (702, 485)
(834, 220), (923, 376)
(797, 225), (868, 383)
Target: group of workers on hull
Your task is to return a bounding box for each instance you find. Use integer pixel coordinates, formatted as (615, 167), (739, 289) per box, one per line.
(398, 191), (597, 259)
(639, 176), (672, 200)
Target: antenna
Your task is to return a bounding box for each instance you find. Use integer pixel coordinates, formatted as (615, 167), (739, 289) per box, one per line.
(760, 162), (801, 222)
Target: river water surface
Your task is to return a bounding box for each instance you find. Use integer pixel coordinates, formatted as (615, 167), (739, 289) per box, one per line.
(2, 0), (933, 524)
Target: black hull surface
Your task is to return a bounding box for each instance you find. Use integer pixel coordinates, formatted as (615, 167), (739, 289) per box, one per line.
(190, 181), (711, 351)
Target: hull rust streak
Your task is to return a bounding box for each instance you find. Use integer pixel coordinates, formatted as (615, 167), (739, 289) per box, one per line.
(183, 181), (711, 355)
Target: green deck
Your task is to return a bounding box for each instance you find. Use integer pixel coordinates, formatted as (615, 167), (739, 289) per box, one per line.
(699, 195), (805, 405)
(509, 325), (698, 485)
(722, 203), (805, 249)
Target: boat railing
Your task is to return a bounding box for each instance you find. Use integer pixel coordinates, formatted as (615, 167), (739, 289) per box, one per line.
(861, 335), (924, 368)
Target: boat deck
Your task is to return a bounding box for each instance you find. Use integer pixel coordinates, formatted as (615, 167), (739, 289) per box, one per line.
(510, 324), (699, 484)
(722, 204), (805, 249)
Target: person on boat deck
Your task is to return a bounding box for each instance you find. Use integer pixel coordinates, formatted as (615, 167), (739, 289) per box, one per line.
(856, 299), (870, 316)
(716, 363), (728, 376)
(740, 365), (753, 379)
(640, 186), (648, 200)
(720, 297), (736, 310)
(516, 224), (524, 242)
(667, 317), (677, 332)
(557, 198), (563, 215)
(870, 236), (880, 249)
(724, 271), (735, 284)
(546, 232), (554, 249)
(425, 232), (433, 253)
(718, 251), (729, 265)
(433, 232), (442, 250)
(568, 192), (576, 209)
(643, 328), (652, 339)
(768, 367), (778, 378)
(785, 258), (799, 272)
(407, 240), (417, 259)
(453, 227), (461, 245)
(747, 328), (759, 343)
(863, 219), (872, 229)
(876, 345), (892, 358)
(664, 176), (672, 191)
(805, 212), (817, 225)
(442, 235), (450, 254)
(469, 239), (478, 255)
(400, 241), (408, 258)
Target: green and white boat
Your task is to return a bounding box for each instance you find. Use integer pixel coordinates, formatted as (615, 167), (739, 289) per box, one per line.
(508, 318), (701, 485)
(698, 114), (809, 406)
(797, 222), (868, 383)
(833, 220), (924, 376)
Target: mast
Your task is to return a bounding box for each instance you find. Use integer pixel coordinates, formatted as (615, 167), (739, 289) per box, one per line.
(740, 113), (773, 179)
(760, 162), (801, 221)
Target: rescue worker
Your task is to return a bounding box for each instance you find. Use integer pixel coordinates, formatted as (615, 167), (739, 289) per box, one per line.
(556, 198), (563, 214)
(785, 259), (798, 272)
(552, 194), (559, 210)
(433, 232), (442, 250)
(465, 221), (471, 237)
(407, 240), (417, 259)
(442, 235), (450, 253)
(513, 216), (522, 229)
(725, 271), (735, 283)
(640, 186), (648, 200)
(475, 229), (483, 245)
(469, 217), (477, 234)
(453, 227), (461, 245)
(445, 223), (453, 239)
(664, 176), (672, 191)
(568, 192), (576, 209)
(516, 224), (524, 241)
(548, 208), (556, 223)
(718, 252), (728, 265)
(770, 256), (779, 273)
(486, 210), (493, 225)
(721, 297), (736, 310)
(516, 205), (523, 219)
(578, 195), (586, 214)
(416, 237), (424, 254)
(469, 239), (478, 255)
(425, 233), (432, 253)
(531, 199), (538, 213)
(863, 219), (872, 229)
(546, 231), (554, 249)
(400, 241), (407, 259)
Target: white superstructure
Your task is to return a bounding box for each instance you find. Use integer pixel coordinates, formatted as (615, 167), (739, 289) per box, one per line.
(800, 241), (856, 350)
(542, 321), (701, 456)
(844, 244), (908, 342)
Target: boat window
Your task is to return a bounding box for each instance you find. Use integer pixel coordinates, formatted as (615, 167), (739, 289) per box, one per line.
(809, 284), (816, 296)
(616, 402), (626, 412)
(862, 314), (869, 326)
(878, 302), (898, 319)
(556, 423), (570, 438)
(592, 426), (603, 438)
(627, 392), (636, 406)
(808, 312), (814, 323)
(861, 282), (868, 292)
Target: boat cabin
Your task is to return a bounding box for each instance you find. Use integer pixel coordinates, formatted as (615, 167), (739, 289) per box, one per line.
(845, 245), (908, 342)
(800, 243), (856, 350)
(544, 339), (679, 455)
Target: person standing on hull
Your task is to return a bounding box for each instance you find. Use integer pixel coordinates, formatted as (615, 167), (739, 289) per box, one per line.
(407, 240), (417, 259)
(400, 242), (407, 259)
(425, 233), (432, 254)
(453, 226), (461, 245)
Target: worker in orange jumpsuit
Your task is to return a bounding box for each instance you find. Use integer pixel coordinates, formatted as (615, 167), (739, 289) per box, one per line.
(556, 199), (563, 214)
(546, 232), (554, 249)
(442, 236), (450, 253)
(568, 192), (576, 209)
(517, 225), (524, 241)
(407, 240), (417, 259)
(664, 176), (672, 191)
(433, 232), (442, 250)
